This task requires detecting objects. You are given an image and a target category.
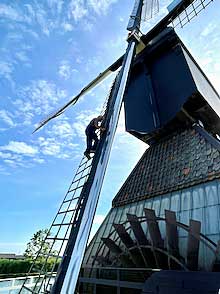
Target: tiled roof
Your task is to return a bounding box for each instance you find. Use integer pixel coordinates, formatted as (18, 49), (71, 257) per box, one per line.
(112, 127), (220, 207)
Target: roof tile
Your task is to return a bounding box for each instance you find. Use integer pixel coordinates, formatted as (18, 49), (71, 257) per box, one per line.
(112, 127), (220, 207)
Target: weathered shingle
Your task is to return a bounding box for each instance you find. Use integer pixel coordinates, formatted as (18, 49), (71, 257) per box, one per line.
(112, 127), (220, 207)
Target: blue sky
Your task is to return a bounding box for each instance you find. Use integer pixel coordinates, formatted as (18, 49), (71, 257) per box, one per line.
(0, 0), (219, 254)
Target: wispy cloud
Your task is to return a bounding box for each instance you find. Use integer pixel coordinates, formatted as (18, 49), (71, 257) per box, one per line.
(62, 22), (74, 32)
(47, 119), (75, 139)
(15, 51), (31, 64)
(13, 79), (67, 126)
(0, 141), (41, 170)
(0, 61), (14, 85)
(68, 0), (88, 22)
(0, 110), (16, 127)
(93, 214), (105, 225)
(58, 61), (78, 80)
(72, 108), (101, 137)
(38, 137), (61, 156)
(46, 0), (64, 15)
(0, 4), (24, 22)
(36, 134), (79, 159)
(88, 0), (118, 15)
(58, 62), (72, 80)
(201, 22), (217, 37)
(0, 141), (38, 156)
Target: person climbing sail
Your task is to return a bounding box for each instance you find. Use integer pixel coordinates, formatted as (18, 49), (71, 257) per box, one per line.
(84, 115), (105, 159)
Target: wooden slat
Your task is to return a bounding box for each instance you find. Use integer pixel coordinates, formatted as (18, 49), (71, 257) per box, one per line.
(212, 240), (220, 271)
(94, 255), (110, 266)
(113, 223), (134, 248)
(127, 213), (156, 267)
(127, 213), (148, 245)
(101, 238), (122, 255)
(101, 238), (134, 267)
(144, 209), (167, 269)
(165, 210), (181, 269)
(165, 210), (179, 255)
(113, 223), (145, 267)
(187, 219), (201, 270)
(144, 209), (163, 248)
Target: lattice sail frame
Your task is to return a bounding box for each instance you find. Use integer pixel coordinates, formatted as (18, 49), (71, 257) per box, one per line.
(171, 0), (214, 28)
(19, 78), (117, 294)
(141, 0), (159, 21)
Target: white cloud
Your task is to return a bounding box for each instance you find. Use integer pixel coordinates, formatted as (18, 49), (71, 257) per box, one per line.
(82, 19), (94, 32)
(34, 4), (51, 36)
(36, 131), (79, 159)
(15, 51), (30, 63)
(0, 110), (16, 127)
(13, 80), (67, 126)
(62, 23), (74, 32)
(0, 141), (38, 156)
(47, 0), (64, 15)
(58, 61), (77, 80)
(208, 73), (220, 93)
(72, 109), (100, 137)
(0, 61), (14, 84)
(93, 214), (105, 225)
(0, 3), (32, 25)
(68, 0), (88, 22)
(88, 0), (118, 15)
(49, 120), (75, 138)
(33, 158), (45, 164)
(0, 152), (12, 159)
(201, 23), (217, 37)
(0, 165), (10, 175)
(199, 57), (213, 68)
(112, 107), (147, 158)
(0, 4), (23, 22)
(41, 144), (61, 156)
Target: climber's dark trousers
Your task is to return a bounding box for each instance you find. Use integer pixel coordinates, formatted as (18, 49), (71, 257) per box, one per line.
(85, 128), (99, 153)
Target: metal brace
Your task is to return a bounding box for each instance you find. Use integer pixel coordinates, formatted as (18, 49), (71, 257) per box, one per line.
(127, 30), (146, 54)
(127, 30), (141, 43)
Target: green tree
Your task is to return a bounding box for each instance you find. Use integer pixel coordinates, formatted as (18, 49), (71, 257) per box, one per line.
(24, 229), (55, 259)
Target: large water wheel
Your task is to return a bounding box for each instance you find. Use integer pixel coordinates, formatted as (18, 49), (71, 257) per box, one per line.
(94, 209), (220, 271)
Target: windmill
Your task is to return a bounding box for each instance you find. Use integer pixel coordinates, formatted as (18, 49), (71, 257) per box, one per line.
(19, 0), (216, 293)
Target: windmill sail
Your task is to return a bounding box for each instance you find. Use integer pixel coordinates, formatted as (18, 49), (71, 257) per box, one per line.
(33, 0), (213, 134)
(33, 56), (123, 133)
(141, 0), (159, 21)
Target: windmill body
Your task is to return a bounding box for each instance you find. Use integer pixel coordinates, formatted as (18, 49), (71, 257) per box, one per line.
(18, 0), (220, 293)
(81, 28), (220, 292)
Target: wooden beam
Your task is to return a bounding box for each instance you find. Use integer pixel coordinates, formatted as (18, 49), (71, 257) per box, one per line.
(212, 240), (220, 271)
(113, 223), (145, 267)
(113, 223), (134, 249)
(101, 238), (134, 267)
(127, 213), (148, 245)
(187, 219), (201, 270)
(127, 213), (156, 267)
(144, 209), (163, 248)
(165, 210), (181, 269)
(165, 210), (179, 252)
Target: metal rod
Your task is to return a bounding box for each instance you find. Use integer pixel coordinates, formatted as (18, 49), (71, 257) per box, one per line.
(57, 40), (136, 294)
(50, 2), (144, 292)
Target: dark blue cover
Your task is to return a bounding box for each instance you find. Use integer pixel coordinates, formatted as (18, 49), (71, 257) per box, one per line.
(124, 28), (220, 143)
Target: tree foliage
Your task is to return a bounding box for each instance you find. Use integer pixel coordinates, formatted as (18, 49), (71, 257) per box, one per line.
(24, 229), (56, 259)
